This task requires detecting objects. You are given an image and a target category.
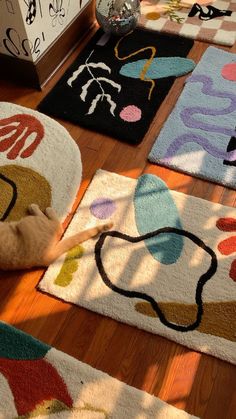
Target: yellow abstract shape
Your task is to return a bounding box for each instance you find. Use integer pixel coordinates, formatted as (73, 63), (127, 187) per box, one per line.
(146, 12), (161, 20)
(19, 400), (109, 418)
(135, 301), (236, 342)
(114, 31), (156, 100)
(78, 403), (109, 418)
(54, 245), (84, 287)
(19, 399), (70, 418)
(0, 165), (51, 222)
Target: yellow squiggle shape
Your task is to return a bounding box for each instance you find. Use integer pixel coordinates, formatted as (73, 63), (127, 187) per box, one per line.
(54, 244), (84, 287)
(114, 31), (156, 100)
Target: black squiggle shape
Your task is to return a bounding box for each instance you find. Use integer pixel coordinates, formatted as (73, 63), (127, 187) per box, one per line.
(95, 228), (217, 332)
(224, 129), (236, 167)
(3, 27), (41, 58)
(3, 28), (21, 57)
(188, 3), (232, 20)
(24, 0), (37, 25)
(0, 173), (17, 221)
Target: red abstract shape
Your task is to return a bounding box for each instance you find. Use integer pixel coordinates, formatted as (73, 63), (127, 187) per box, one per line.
(0, 114), (44, 159)
(0, 357), (73, 416)
(216, 217), (236, 232)
(216, 217), (236, 283)
(229, 259), (236, 282)
(218, 236), (236, 256)
(221, 63), (236, 82)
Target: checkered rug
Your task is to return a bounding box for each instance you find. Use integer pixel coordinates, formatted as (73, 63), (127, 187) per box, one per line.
(139, 0), (236, 46)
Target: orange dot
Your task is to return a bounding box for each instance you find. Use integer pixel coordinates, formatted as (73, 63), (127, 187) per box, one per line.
(145, 12), (161, 20)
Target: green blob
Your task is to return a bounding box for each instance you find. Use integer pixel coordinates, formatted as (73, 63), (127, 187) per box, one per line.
(0, 322), (50, 360)
(120, 57), (195, 80)
(134, 174), (183, 264)
(54, 245), (84, 287)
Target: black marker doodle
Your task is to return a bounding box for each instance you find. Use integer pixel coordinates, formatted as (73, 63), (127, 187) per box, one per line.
(224, 127), (236, 167)
(3, 28), (41, 59)
(49, 0), (65, 27)
(38, 0), (43, 18)
(24, 0), (37, 25)
(188, 3), (232, 20)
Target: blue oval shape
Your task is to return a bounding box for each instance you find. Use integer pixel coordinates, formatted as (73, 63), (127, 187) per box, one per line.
(134, 174), (183, 264)
(120, 57), (195, 80)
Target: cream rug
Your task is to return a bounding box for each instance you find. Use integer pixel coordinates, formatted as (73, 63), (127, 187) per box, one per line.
(0, 322), (198, 418)
(0, 102), (82, 222)
(39, 170), (236, 364)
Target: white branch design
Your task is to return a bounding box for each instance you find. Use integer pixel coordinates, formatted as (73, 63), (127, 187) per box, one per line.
(67, 50), (121, 116)
(81, 77), (121, 102)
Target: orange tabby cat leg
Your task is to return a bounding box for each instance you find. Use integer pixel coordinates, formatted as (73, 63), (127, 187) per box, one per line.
(45, 207), (58, 221)
(28, 203), (44, 216)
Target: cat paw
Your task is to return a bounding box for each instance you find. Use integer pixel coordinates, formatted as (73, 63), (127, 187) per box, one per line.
(45, 207), (58, 221)
(28, 203), (42, 216)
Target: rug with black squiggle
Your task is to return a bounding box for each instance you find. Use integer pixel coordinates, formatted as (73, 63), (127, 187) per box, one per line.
(149, 46), (236, 189)
(37, 29), (195, 145)
(39, 169), (236, 365)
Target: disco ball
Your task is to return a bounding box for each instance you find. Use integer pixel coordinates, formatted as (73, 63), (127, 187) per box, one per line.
(95, 0), (140, 36)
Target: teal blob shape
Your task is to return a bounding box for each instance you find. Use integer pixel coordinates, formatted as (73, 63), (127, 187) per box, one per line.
(0, 322), (50, 360)
(134, 174), (183, 264)
(120, 57), (195, 80)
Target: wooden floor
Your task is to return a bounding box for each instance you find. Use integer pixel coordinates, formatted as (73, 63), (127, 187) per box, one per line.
(0, 27), (236, 419)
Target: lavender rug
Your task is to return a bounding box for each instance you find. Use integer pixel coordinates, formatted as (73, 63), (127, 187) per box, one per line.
(149, 46), (236, 189)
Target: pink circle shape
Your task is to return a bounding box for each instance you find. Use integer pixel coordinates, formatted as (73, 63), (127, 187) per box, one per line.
(119, 105), (142, 122)
(221, 63), (236, 81)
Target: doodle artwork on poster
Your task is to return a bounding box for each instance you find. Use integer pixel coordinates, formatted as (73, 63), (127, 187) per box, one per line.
(24, 0), (37, 24)
(3, 27), (42, 59)
(49, 0), (66, 27)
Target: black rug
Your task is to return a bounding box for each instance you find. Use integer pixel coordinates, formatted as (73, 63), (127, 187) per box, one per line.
(38, 29), (194, 145)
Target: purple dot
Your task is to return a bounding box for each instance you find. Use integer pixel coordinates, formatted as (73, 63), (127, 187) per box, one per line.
(90, 197), (116, 219)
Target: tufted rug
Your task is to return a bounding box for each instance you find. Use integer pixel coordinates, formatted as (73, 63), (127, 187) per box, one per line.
(37, 29), (195, 145)
(149, 47), (236, 189)
(0, 322), (198, 418)
(139, 0), (236, 46)
(39, 170), (236, 365)
(0, 102), (82, 222)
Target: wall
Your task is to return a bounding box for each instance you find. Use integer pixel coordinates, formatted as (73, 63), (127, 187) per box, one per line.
(0, 0), (91, 62)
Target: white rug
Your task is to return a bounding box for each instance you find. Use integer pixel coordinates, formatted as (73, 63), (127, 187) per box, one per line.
(39, 170), (236, 364)
(0, 102), (82, 221)
(0, 322), (198, 418)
